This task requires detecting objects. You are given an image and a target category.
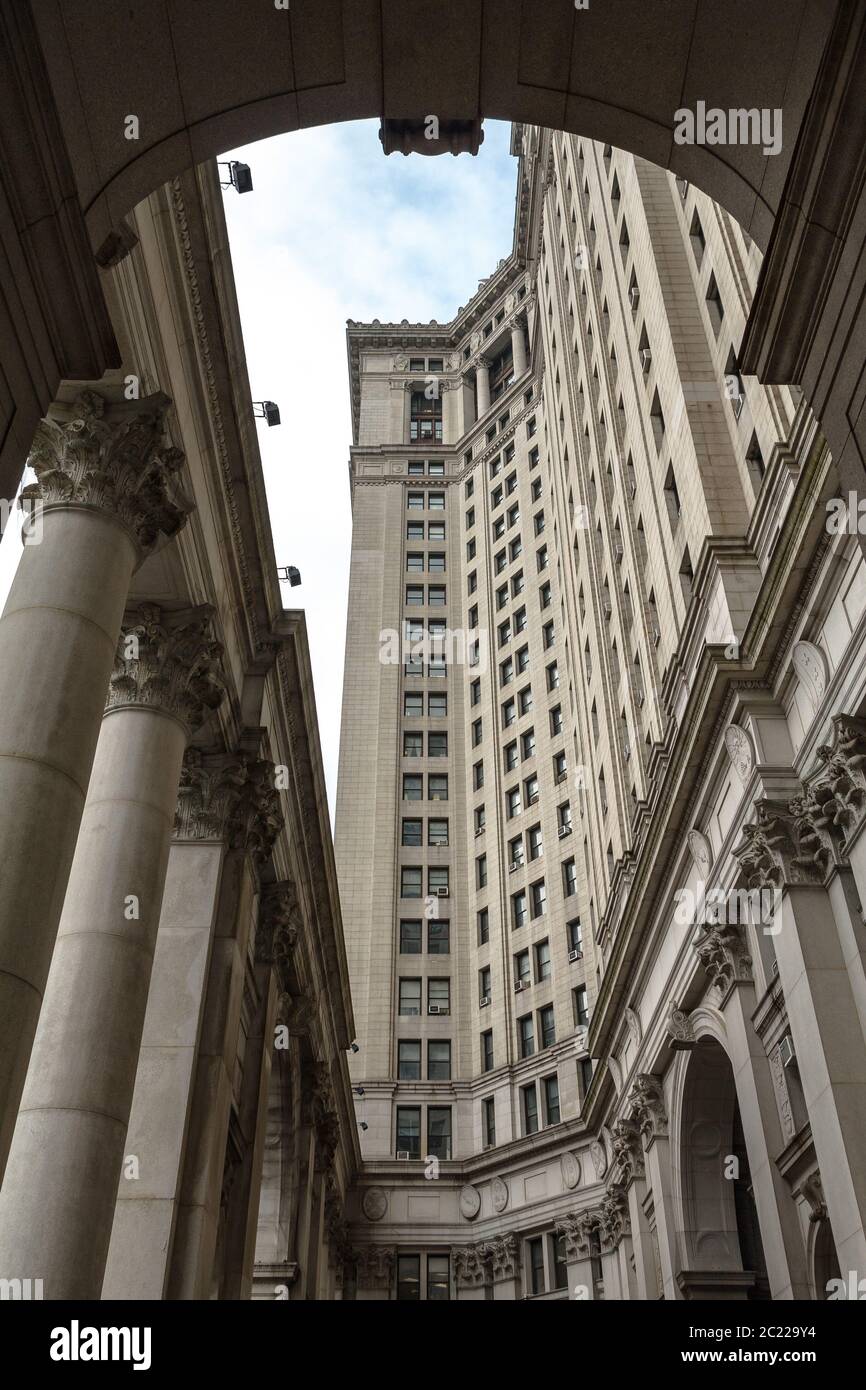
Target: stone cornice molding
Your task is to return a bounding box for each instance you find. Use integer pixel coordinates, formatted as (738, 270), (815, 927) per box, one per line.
(23, 389), (191, 556)
(108, 602), (225, 734)
(173, 747), (248, 841)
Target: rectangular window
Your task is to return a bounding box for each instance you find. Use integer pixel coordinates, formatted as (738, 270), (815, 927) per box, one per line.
(535, 939), (551, 982)
(428, 918), (450, 955)
(398, 1039), (421, 1080)
(404, 693), (423, 717)
(406, 584), (424, 606)
(428, 977), (450, 1012)
(397, 1253), (421, 1300)
(428, 774), (448, 801)
(519, 1013), (534, 1058)
(407, 492), (425, 510)
(477, 908), (489, 945)
(427, 585), (446, 606)
(401, 866), (422, 898)
(428, 866), (449, 896)
(407, 522), (424, 539)
(401, 818), (422, 847)
(563, 858), (577, 896)
(476, 854), (488, 889)
(427, 1255), (450, 1301)
(400, 919), (422, 954)
(512, 890), (528, 930)
(573, 985), (589, 1026)
(428, 553), (446, 573)
(428, 1040), (451, 1080)
(428, 732), (448, 758)
(567, 918), (583, 955)
(406, 553), (424, 572)
(528, 1237), (545, 1295)
(528, 824), (543, 860)
(483, 1095), (496, 1145)
(544, 1073), (561, 1125)
(399, 978), (421, 1016)
(482, 1030), (494, 1073)
(428, 818), (449, 847)
(427, 492), (445, 510)
(403, 731), (423, 757)
(428, 692), (447, 717)
(479, 966), (491, 1003)
(530, 880), (546, 918)
(427, 1106), (452, 1160)
(539, 1004), (556, 1049)
(522, 1081), (539, 1133)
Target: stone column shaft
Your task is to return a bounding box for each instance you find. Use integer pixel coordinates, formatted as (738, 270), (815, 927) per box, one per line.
(0, 389), (189, 1175)
(475, 359), (491, 417)
(644, 1136), (680, 1301)
(511, 319), (528, 377)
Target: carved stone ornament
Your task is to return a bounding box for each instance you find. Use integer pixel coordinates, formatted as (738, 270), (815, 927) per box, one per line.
(589, 1139), (608, 1180)
(814, 714), (866, 841)
(108, 603), (225, 733)
(393, 354), (408, 370)
(792, 641), (828, 713)
(23, 389), (192, 554)
(608, 1055), (623, 1095)
(354, 1245), (395, 1291)
(256, 881), (301, 985)
(491, 1176), (509, 1213)
(629, 1074), (668, 1142)
(693, 919), (753, 993)
(477, 1232), (519, 1281)
(800, 1171), (827, 1224)
(227, 758), (284, 862)
(625, 1006), (642, 1048)
(556, 1209), (602, 1260)
(611, 1117), (645, 1184)
(734, 797), (828, 890)
(687, 828), (713, 881)
(173, 747), (248, 841)
(276, 991), (316, 1035)
(453, 1244), (487, 1286)
(459, 1184), (481, 1221)
(724, 724), (756, 785)
(666, 1001), (697, 1051)
(362, 1187), (388, 1222)
(599, 1184), (630, 1252)
(560, 1151), (581, 1191)
(769, 1041), (796, 1143)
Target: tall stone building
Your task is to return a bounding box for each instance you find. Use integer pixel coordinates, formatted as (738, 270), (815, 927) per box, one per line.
(335, 125), (866, 1300)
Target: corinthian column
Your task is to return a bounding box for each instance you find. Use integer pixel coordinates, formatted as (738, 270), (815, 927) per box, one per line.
(0, 389), (190, 1174)
(0, 604), (223, 1300)
(475, 357), (491, 417)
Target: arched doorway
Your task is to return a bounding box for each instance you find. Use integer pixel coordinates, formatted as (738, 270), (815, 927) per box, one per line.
(678, 1037), (770, 1300)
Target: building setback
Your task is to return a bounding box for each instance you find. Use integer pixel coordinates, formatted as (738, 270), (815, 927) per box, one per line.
(335, 126), (866, 1300)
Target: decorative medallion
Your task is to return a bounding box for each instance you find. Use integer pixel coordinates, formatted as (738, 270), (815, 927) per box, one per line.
(459, 1184), (481, 1221)
(560, 1152), (581, 1191)
(724, 724), (755, 785)
(491, 1177), (509, 1213)
(589, 1139), (608, 1180)
(792, 641), (828, 714)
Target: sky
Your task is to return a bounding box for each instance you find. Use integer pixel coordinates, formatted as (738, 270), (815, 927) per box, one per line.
(0, 118), (518, 810)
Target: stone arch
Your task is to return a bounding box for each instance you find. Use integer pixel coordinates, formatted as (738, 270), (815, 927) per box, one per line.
(671, 1030), (770, 1299)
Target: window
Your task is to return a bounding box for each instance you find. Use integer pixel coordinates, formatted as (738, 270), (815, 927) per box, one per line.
(398, 1040), (421, 1080)
(410, 390), (443, 443)
(540, 581), (552, 609)
(400, 919), (422, 954)
(428, 552), (446, 573)
(500, 656), (514, 687)
(406, 553), (424, 573)
(573, 985), (589, 1026)
(567, 918), (583, 955)
(502, 698), (517, 730)
(539, 1004), (556, 1049)
(468, 570), (477, 595)
(521, 727), (535, 760)
(473, 761), (484, 791)
(516, 644), (530, 675)
(395, 1253), (422, 1298)
(558, 801), (572, 833)
(466, 538), (476, 561)
(550, 704), (563, 736)
(553, 750), (567, 781)
(483, 1094), (496, 1144)
(475, 804), (486, 834)
(530, 880), (547, 918)
(401, 866), (422, 898)
(507, 785), (522, 819)
(528, 824), (543, 860)
(427, 1255), (450, 1301)
(522, 1080), (539, 1132)
(514, 948), (530, 985)
(399, 978), (421, 1016)
(403, 731), (423, 757)
(429, 773), (448, 801)
(542, 619), (555, 650)
(402, 818), (422, 846)
(578, 1056), (594, 1100)
(428, 818), (448, 848)
(528, 1237), (545, 1295)
(504, 740), (518, 772)
(428, 918), (450, 954)
(551, 1232), (568, 1289)
(427, 492), (445, 510)
(428, 692), (447, 717)
(519, 1014), (535, 1059)
(428, 521), (445, 540)
(563, 858), (577, 897)
(511, 570), (525, 596)
(496, 583), (509, 610)
(519, 686), (533, 715)
(476, 854), (488, 889)
(428, 584), (446, 606)
(514, 605), (528, 634)
(525, 773), (539, 805)
(470, 678), (481, 707)
(498, 619), (512, 648)
(407, 491), (425, 510)
(404, 692), (423, 717)
(428, 1041), (451, 1080)
(428, 732), (448, 757)
(479, 966), (491, 1003)
(472, 716), (483, 746)
(535, 939), (551, 982)
(427, 1107), (452, 1159)
(512, 889), (528, 930)
(706, 272), (724, 334)
(426, 980), (450, 1018)
(428, 866), (449, 896)
(482, 1030), (494, 1073)
(477, 909), (489, 946)
(544, 1074), (561, 1125)
(396, 1108), (421, 1158)
(490, 342), (515, 402)
(407, 521), (424, 539)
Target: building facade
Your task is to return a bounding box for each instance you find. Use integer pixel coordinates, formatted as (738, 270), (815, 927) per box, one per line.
(335, 125), (866, 1300)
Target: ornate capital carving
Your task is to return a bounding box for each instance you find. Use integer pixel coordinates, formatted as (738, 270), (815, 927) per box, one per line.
(353, 1245), (395, 1291)
(477, 1232), (520, 1281)
(694, 919), (753, 993)
(599, 1184), (630, 1252)
(611, 1117), (645, 1184)
(629, 1073), (668, 1142)
(453, 1244), (487, 1287)
(800, 1171), (827, 1224)
(108, 603), (224, 733)
(226, 758), (284, 862)
(24, 390), (191, 553)
(815, 714), (866, 841)
(256, 880), (301, 982)
(173, 748), (247, 841)
(734, 797), (828, 889)
(303, 1061), (340, 1172)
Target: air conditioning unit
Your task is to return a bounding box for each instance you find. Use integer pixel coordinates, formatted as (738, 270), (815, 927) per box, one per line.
(509, 861), (522, 873)
(474, 826), (484, 837)
(639, 347), (652, 371)
(778, 1035), (796, 1068)
(558, 825), (572, 839)
(574, 1026), (589, 1053)
(568, 949), (583, 963)
(528, 793), (540, 805)
(397, 1150), (412, 1161)
(428, 1003), (449, 1016)
(479, 995), (491, 1008)
(555, 771), (567, 784)
(629, 286), (640, 310)
(514, 980), (527, 992)
(436, 886), (449, 898)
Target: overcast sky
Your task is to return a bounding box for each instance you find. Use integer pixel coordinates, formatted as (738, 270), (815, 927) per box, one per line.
(0, 118), (517, 811)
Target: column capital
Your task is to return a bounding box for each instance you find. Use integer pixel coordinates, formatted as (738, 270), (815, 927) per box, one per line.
(555, 1208), (602, 1260)
(628, 1073), (669, 1143)
(734, 795), (834, 889)
(108, 603), (225, 735)
(476, 1231), (520, 1282)
(23, 389), (192, 557)
(815, 714), (866, 844)
(611, 1116), (645, 1185)
(353, 1244), (395, 1291)
(599, 1184), (630, 1252)
(173, 748), (248, 841)
(226, 758), (284, 863)
(693, 919), (753, 994)
(453, 1243), (487, 1288)
(256, 879), (302, 982)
